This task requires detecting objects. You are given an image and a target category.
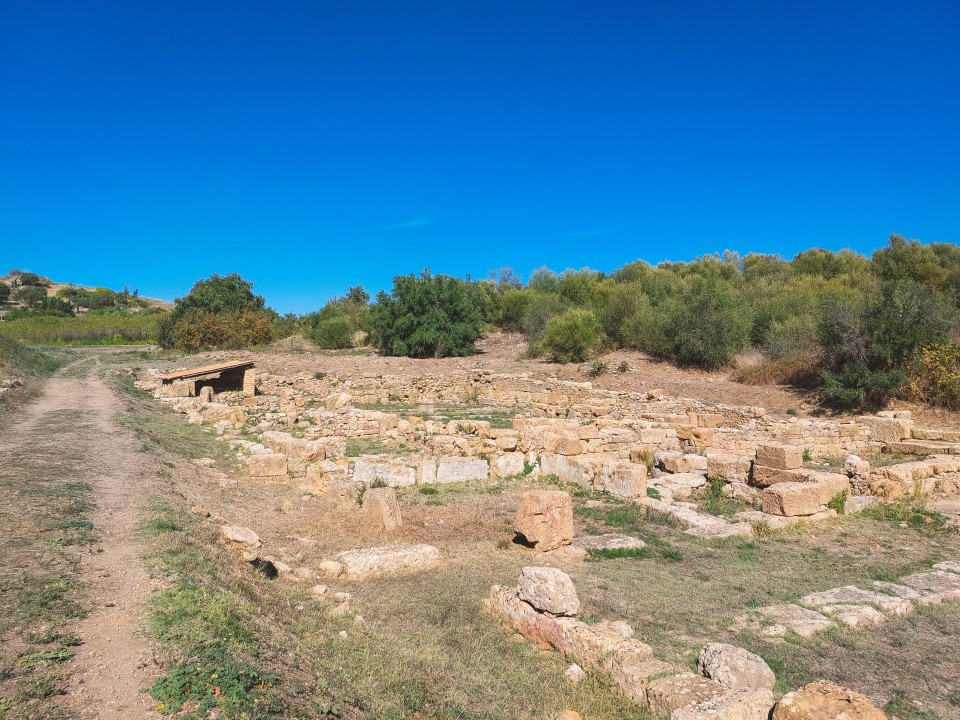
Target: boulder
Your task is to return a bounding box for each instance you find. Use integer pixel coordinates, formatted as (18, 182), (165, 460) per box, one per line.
(755, 444), (803, 470)
(517, 566), (580, 616)
(771, 680), (886, 720)
(436, 456), (489, 483)
(697, 643), (775, 691)
(361, 487), (402, 532)
(335, 544), (440, 579)
(220, 525), (261, 552)
(707, 454), (753, 484)
(513, 490), (574, 551)
(761, 482), (822, 517)
(491, 452), (527, 478)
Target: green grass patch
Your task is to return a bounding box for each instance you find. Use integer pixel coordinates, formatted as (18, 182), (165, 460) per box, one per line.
(16, 647), (75, 670)
(0, 313), (162, 345)
(697, 477), (745, 518)
(864, 502), (951, 532)
(345, 437), (413, 457)
(587, 547), (651, 560)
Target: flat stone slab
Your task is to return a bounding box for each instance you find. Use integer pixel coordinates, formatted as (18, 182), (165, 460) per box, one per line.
(819, 604), (886, 628)
(335, 544), (440, 579)
(572, 534), (646, 550)
(686, 521), (753, 538)
(900, 570), (960, 600)
(933, 560), (960, 574)
(872, 581), (943, 605)
(755, 604), (836, 638)
(800, 585), (912, 616)
(644, 499), (752, 538)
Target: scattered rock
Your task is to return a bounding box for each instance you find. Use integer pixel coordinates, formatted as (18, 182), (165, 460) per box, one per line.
(517, 566), (580, 616)
(318, 560), (344, 578)
(335, 544), (440, 579)
(563, 664), (585, 685)
(698, 643), (775, 691)
(771, 680), (886, 720)
(673, 688), (775, 720)
(219, 525), (261, 551)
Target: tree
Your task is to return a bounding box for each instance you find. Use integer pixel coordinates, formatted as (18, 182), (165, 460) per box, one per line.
(0, 282), (9, 303)
(159, 273), (270, 350)
(14, 285), (47, 305)
(369, 271), (489, 358)
(663, 276), (752, 369)
(819, 280), (955, 407)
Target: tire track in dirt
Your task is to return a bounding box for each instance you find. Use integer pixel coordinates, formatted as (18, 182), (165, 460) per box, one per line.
(0, 369), (161, 718)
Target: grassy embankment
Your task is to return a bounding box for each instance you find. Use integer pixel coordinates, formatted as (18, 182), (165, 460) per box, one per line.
(0, 314), (162, 345)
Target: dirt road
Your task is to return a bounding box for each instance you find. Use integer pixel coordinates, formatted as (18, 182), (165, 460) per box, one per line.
(0, 366), (159, 718)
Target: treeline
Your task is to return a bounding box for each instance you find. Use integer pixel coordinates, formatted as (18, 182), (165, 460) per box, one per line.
(296, 235), (960, 409)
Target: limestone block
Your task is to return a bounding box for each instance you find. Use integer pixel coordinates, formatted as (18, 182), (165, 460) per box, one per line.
(563, 623), (650, 673)
(335, 544), (440, 579)
(540, 453), (594, 488)
(800, 585), (912, 617)
(219, 525), (261, 552)
(247, 453), (288, 479)
(598, 459), (647, 498)
(806, 472), (850, 505)
(899, 570), (960, 600)
(755, 604), (836, 638)
(761, 482), (822, 517)
(646, 673), (729, 715)
(751, 465), (809, 487)
(513, 490), (574, 551)
(755, 444), (803, 470)
(697, 643), (775, 691)
(611, 654), (677, 703)
(361, 487), (402, 533)
(517, 566), (580, 616)
(416, 458), (437, 485)
(819, 604), (885, 627)
(486, 585), (577, 650)
(707, 454), (753, 484)
(492, 452), (526, 478)
(572, 534), (645, 551)
(495, 433), (519, 451)
(673, 688), (774, 720)
(353, 458), (416, 487)
(856, 415), (912, 444)
(436, 456), (488, 483)
(771, 680), (886, 720)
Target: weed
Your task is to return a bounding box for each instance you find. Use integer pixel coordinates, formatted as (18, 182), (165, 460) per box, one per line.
(588, 360), (608, 378)
(313, 371), (326, 380)
(16, 673), (67, 700)
(345, 437), (412, 457)
(658, 546), (684, 562)
(16, 647), (75, 670)
(48, 519), (93, 531)
(418, 486), (439, 496)
(802, 448), (812, 462)
(617, 361), (629, 373)
(698, 476), (743, 518)
(646, 486), (661, 500)
(827, 491), (848, 514)
(150, 661), (281, 717)
(786, 408), (797, 415)
(865, 502), (951, 532)
(144, 517), (181, 536)
(883, 690), (936, 719)
(495, 539), (510, 550)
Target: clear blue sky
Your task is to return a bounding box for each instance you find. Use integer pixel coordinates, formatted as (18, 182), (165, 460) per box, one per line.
(2, 1), (958, 313)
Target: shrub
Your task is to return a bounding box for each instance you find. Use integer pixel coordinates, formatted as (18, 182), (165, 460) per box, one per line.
(369, 271), (489, 358)
(539, 308), (602, 363)
(0, 282), (9, 303)
(312, 316), (354, 349)
(171, 310), (273, 351)
(819, 280), (955, 407)
(588, 359), (608, 377)
(663, 276), (751, 368)
(904, 342), (960, 409)
(490, 287), (531, 332)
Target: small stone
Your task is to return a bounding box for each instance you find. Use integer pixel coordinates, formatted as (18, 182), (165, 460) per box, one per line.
(190, 506), (211, 517)
(563, 664), (585, 685)
(554, 711), (581, 720)
(329, 602), (351, 616)
(318, 560), (344, 578)
(310, 584), (328, 596)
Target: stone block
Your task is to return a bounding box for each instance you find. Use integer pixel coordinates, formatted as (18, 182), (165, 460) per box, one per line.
(750, 465), (809, 487)
(335, 544), (440, 579)
(646, 673), (729, 715)
(436, 456), (489, 483)
(492, 452), (527, 478)
(353, 458), (416, 487)
(247, 453), (288, 479)
(755, 444), (803, 470)
(856, 415), (912, 444)
(513, 490), (574, 551)
(361, 487), (402, 533)
(697, 643), (775, 691)
(673, 688), (774, 720)
(761, 482), (822, 516)
(707, 454), (753, 484)
(597, 459), (647, 498)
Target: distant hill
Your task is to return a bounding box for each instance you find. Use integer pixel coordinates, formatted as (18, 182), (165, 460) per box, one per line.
(0, 270), (172, 312)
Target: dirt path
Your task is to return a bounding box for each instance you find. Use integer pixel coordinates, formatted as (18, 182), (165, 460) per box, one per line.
(0, 368), (160, 718)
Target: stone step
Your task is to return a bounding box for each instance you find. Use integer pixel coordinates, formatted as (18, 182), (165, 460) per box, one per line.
(885, 440), (960, 456)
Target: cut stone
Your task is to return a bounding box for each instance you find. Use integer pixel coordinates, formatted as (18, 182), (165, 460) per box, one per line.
(799, 585), (913, 616)
(673, 688), (775, 720)
(436, 456), (489, 483)
(755, 444), (803, 470)
(899, 570), (960, 600)
(646, 672), (730, 715)
(761, 483), (822, 517)
(610, 654), (677, 704)
(361, 486), (402, 532)
(819, 604), (885, 628)
(572, 534), (646, 551)
(755, 604), (836, 638)
(513, 490), (574, 551)
(335, 544), (440, 579)
(871, 580), (943, 606)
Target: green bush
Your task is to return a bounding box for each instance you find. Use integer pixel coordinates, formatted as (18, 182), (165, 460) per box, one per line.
(663, 276), (751, 368)
(160, 273), (270, 350)
(904, 342), (960, 409)
(539, 308), (602, 363)
(369, 271), (489, 358)
(819, 280), (955, 407)
(312, 316), (354, 349)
